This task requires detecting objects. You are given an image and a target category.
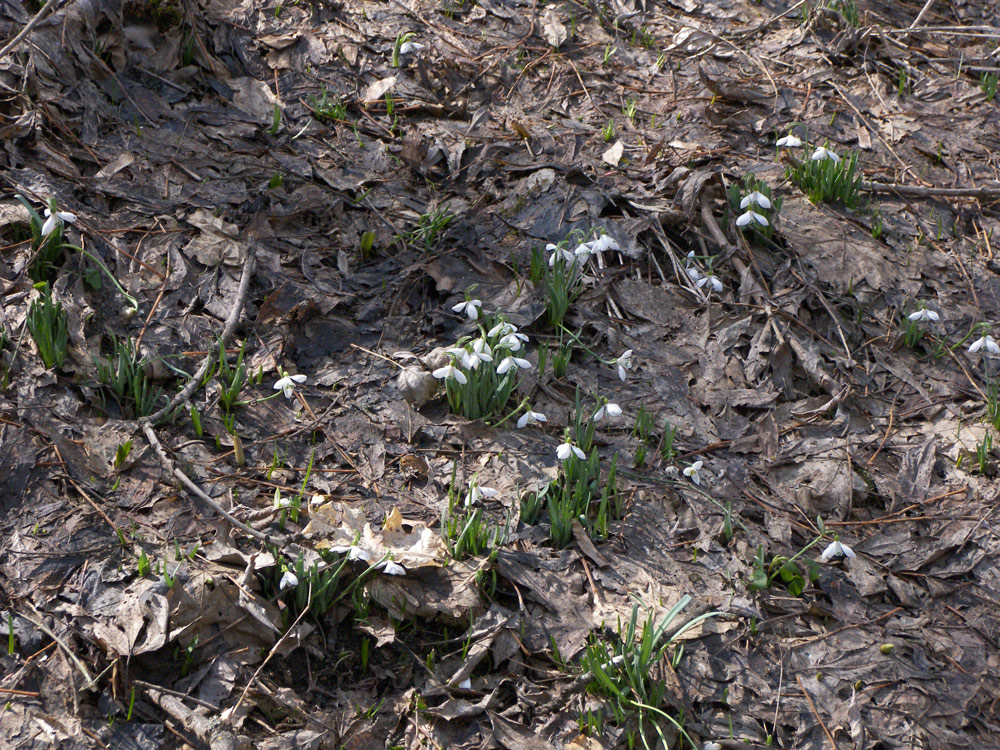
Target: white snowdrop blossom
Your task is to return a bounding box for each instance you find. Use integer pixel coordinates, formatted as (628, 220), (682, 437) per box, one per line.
(737, 209), (769, 227)
(614, 349), (633, 381)
(274, 373), (307, 399)
(469, 337), (493, 366)
(41, 208), (77, 237)
(740, 191), (772, 210)
(548, 244), (574, 266)
(496, 354), (531, 374)
(452, 298), (482, 320)
(446, 346), (475, 369)
(329, 545), (373, 562)
(500, 331), (529, 351)
(573, 242), (595, 260)
(703, 743), (723, 750)
(592, 233), (619, 254)
(811, 145), (840, 163)
(969, 334), (1000, 356)
(908, 308), (940, 323)
(593, 402), (622, 421)
(557, 442), (586, 461)
(687, 267), (704, 282)
(683, 460), (703, 485)
(380, 560), (406, 576)
(488, 321), (516, 338)
(697, 274), (724, 293)
(517, 409), (547, 428)
(432, 364), (468, 384)
(398, 41), (424, 55)
(465, 481), (498, 506)
(279, 570), (298, 590)
(274, 492), (292, 509)
(775, 134), (802, 148)
(820, 540), (856, 562)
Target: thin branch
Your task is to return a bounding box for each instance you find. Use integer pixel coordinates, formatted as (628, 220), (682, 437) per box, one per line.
(0, 0), (57, 60)
(861, 182), (1000, 198)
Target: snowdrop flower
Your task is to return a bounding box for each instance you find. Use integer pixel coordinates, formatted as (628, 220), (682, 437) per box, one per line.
(686, 266), (704, 282)
(274, 373), (307, 399)
(969, 334), (1000, 356)
(740, 191), (771, 210)
(41, 207), (77, 237)
(573, 242), (595, 260)
(811, 145), (840, 163)
(517, 409), (547, 428)
(697, 273), (724, 293)
(446, 346), (475, 369)
(614, 349), (633, 381)
(703, 743), (723, 750)
(452, 298), (482, 320)
(469, 337), (493, 366)
(496, 354), (531, 374)
(736, 209), (769, 227)
(488, 321), (517, 338)
(548, 243), (574, 266)
(279, 570), (298, 590)
(465, 480), (498, 506)
(593, 402), (622, 421)
(557, 442), (586, 460)
(907, 308), (940, 323)
(500, 331), (529, 351)
(329, 545), (373, 562)
(591, 233), (619, 254)
(683, 460), (703, 485)
(775, 134), (802, 148)
(379, 560), (406, 576)
(398, 41), (424, 55)
(820, 540), (856, 562)
(273, 491), (292, 509)
(432, 364), (468, 384)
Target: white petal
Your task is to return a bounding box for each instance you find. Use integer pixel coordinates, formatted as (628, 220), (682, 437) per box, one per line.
(692, 460), (703, 470)
(736, 211), (753, 227)
(557, 444), (572, 460)
(618, 365), (627, 381)
(290, 374), (307, 384)
(710, 276), (723, 292)
(927, 310), (940, 321)
(573, 446), (586, 459)
(479, 487), (498, 498)
(532, 411), (547, 422)
(687, 267), (703, 281)
(273, 376), (291, 391)
(57, 211), (77, 223)
(696, 276), (708, 288)
(752, 211), (769, 226)
(41, 214), (57, 237)
(593, 406), (605, 421)
(753, 192), (771, 209)
(907, 310), (925, 321)
(969, 338), (984, 353)
(606, 403), (622, 416)
(988, 338), (1000, 355)
(775, 134), (801, 148)
(382, 561), (406, 576)
(279, 571), (298, 590)
(517, 413), (531, 428)
(452, 300), (468, 313)
(497, 357), (512, 374)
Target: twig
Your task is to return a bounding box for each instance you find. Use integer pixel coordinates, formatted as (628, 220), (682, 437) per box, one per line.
(20, 604), (96, 692)
(860, 182), (1000, 198)
(0, 0), (57, 60)
(143, 236), (258, 425)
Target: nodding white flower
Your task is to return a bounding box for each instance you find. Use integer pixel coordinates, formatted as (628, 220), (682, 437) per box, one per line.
(488, 321), (517, 338)
(740, 191), (772, 210)
(446, 346), (475, 369)
(41, 208), (77, 237)
(593, 402), (622, 421)
(591, 233), (619, 254)
(465, 481), (498, 506)
(496, 354), (531, 374)
(683, 460), (703, 485)
(573, 242), (595, 260)
(907, 308), (940, 323)
(548, 244), (575, 266)
(279, 570), (298, 590)
(811, 146), (840, 163)
(557, 442), (586, 460)
(517, 409), (547, 428)
(614, 349), (633, 381)
(274, 373), (307, 399)
(432, 364), (468, 384)
(469, 337), (493, 366)
(775, 134), (802, 148)
(969, 334), (1000, 356)
(737, 210), (769, 227)
(379, 560), (406, 576)
(703, 743), (723, 750)
(398, 41), (424, 55)
(452, 298), (482, 320)
(330, 544), (373, 562)
(687, 267), (704, 282)
(820, 540), (856, 562)
(500, 331), (529, 351)
(697, 274), (724, 293)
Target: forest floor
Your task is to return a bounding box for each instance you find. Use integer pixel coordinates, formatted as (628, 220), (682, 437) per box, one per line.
(1, 0), (1000, 747)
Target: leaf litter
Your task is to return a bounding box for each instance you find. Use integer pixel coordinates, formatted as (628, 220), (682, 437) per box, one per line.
(1, 0), (1000, 747)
